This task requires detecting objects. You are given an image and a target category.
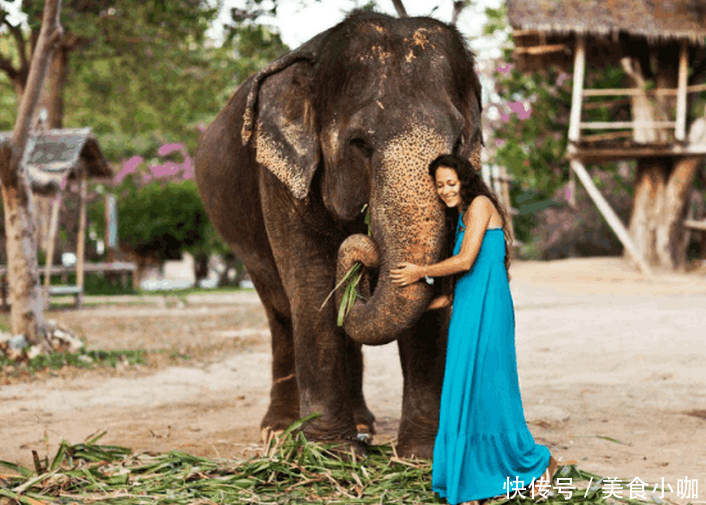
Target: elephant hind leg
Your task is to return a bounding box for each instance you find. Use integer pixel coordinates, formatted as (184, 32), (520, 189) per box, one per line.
(253, 277), (301, 438)
(345, 337), (376, 440)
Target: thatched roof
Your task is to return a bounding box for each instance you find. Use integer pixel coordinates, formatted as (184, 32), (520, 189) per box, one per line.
(507, 0), (706, 45)
(0, 128), (111, 194)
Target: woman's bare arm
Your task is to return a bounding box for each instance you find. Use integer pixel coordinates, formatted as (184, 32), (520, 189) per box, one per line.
(426, 294), (452, 310)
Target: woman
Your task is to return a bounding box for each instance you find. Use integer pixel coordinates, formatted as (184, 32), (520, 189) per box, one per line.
(391, 154), (556, 505)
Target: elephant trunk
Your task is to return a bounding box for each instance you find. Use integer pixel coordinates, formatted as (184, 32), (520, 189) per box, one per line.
(337, 124), (450, 346)
(335, 234), (380, 308)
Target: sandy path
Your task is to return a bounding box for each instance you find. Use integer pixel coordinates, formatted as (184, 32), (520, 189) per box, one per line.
(1, 258), (705, 503)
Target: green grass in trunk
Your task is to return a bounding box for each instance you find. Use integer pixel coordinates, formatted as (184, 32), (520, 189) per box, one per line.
(328, 205), (370, 327)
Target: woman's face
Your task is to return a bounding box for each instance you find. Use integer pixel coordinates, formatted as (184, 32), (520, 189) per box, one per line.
(435, 166), (462, 208)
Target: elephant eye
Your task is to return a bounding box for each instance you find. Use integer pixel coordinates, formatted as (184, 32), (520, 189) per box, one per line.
(350, 137), (373, 158)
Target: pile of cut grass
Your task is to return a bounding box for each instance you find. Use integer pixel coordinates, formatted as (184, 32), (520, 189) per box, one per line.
(0, 417), (655, 505)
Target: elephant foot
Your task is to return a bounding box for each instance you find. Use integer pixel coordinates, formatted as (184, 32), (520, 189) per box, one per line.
(320, 437), (369, 458)
(396, 410), (438, 459)
(260, 426), (284, 447)
(394, 438), (435, 459)
(260, 407), (300, 443)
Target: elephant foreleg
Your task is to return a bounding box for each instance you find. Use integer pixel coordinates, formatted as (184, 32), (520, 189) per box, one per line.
(248, 272), (300, 440)
(396, 308), (448, 458)
(260, 181), (363, 449)
(290, 293), (362, 446)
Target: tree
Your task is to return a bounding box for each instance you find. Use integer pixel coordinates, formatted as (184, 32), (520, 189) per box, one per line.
(484, 6), (704, 269)
(621, 46), (704, 270)
(1, 1), (224, 130)
(0, 0), (62, 344)
(1, 1), (230, 259)
(90, 143), (229, 287)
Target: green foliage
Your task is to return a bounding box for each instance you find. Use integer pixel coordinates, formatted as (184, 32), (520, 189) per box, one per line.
(0, 1), (289, 155)
(114, 177), (208, 261)
(1, 2), (289, 281)
(0, 349), (146, 375)
(87, 146), (230, 264)
(483, 4), (508, 36)
(0, 36), (18, 131)
(489, 63), (572, 244)
(485, 8), (632, 247)
(96, 132), (171, 163)
(44, 271), (137, 295)
(137, 284), (248, 297)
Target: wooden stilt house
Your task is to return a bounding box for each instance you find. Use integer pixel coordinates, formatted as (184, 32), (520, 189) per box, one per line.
(506, 0), (706, 272)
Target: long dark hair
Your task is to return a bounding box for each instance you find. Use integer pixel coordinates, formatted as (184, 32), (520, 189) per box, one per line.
(429, 154), (512, 274)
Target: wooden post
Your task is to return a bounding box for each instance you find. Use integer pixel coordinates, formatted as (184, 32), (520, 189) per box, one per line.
(675, 40), (689, 142)
(104, 193), (118, 263)
(568, 35), (586, 143)
(43, 192), (62, 291)
(481, 164), (491, 187)
(570, 159), (654, 277)
(497, 165), (515, 242)
(75, 168), (87, 307)
(1, 271), (7, 311)
(568, 169), (577, 207)
(491, 164), (502, 196)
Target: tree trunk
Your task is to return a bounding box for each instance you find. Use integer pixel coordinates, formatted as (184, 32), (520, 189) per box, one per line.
(1, 172), (44, 342)
(0, 0), (63, 344)
(623, 46), (701, 270)
(391, 0), (408, 17)
(629, 156), (702, 270)
(35, 44), (69, 252)
(39, 44), (68, 129)
(655, 156), (703, 269)
(628, 158), (665, 266)
(36, 194), (53, 252)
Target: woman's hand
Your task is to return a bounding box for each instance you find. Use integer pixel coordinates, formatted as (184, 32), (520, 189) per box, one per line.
(391, 262), (425, 287)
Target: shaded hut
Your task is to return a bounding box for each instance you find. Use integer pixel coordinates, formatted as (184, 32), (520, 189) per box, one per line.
(506, 0), (706, 271)
(0, 128), (112, 308)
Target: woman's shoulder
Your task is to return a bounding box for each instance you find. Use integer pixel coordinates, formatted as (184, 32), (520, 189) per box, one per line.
(470, 195), (494, 211)
(463, 195), (498, 225)
(463, 195), (493, 223)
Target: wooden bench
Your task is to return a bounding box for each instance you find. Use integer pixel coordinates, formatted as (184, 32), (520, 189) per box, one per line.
(48, 285), (83, 308)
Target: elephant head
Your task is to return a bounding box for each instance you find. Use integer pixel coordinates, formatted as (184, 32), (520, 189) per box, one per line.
(243, 11), (482, 345)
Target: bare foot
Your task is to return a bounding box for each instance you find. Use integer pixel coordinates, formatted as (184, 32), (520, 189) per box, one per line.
(531, 455), (558, 501)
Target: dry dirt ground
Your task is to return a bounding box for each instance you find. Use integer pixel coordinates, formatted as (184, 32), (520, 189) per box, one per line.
(1, 257), (705, 503)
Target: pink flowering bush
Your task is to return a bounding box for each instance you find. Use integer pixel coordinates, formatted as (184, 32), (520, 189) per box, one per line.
(99, 144), (224, 263)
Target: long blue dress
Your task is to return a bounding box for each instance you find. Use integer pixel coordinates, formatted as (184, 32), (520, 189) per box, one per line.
(432, 214), (550, 504)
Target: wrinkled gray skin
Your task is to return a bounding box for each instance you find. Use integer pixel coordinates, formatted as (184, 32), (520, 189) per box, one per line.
(195, 10), (482, 458)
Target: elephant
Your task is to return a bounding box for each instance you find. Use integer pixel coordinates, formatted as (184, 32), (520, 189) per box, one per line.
(195, 9), (483, 458)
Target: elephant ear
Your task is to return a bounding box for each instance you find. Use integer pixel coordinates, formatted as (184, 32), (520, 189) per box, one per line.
(468, 85), (484, 172)
(456, 64), (484, 172)
(241, 52), (320, 200)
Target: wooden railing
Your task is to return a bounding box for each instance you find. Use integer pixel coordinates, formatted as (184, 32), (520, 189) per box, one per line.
(569, 37), (699, 143)
(482, 164), (519, 244)
(0, 262), (135, 309)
